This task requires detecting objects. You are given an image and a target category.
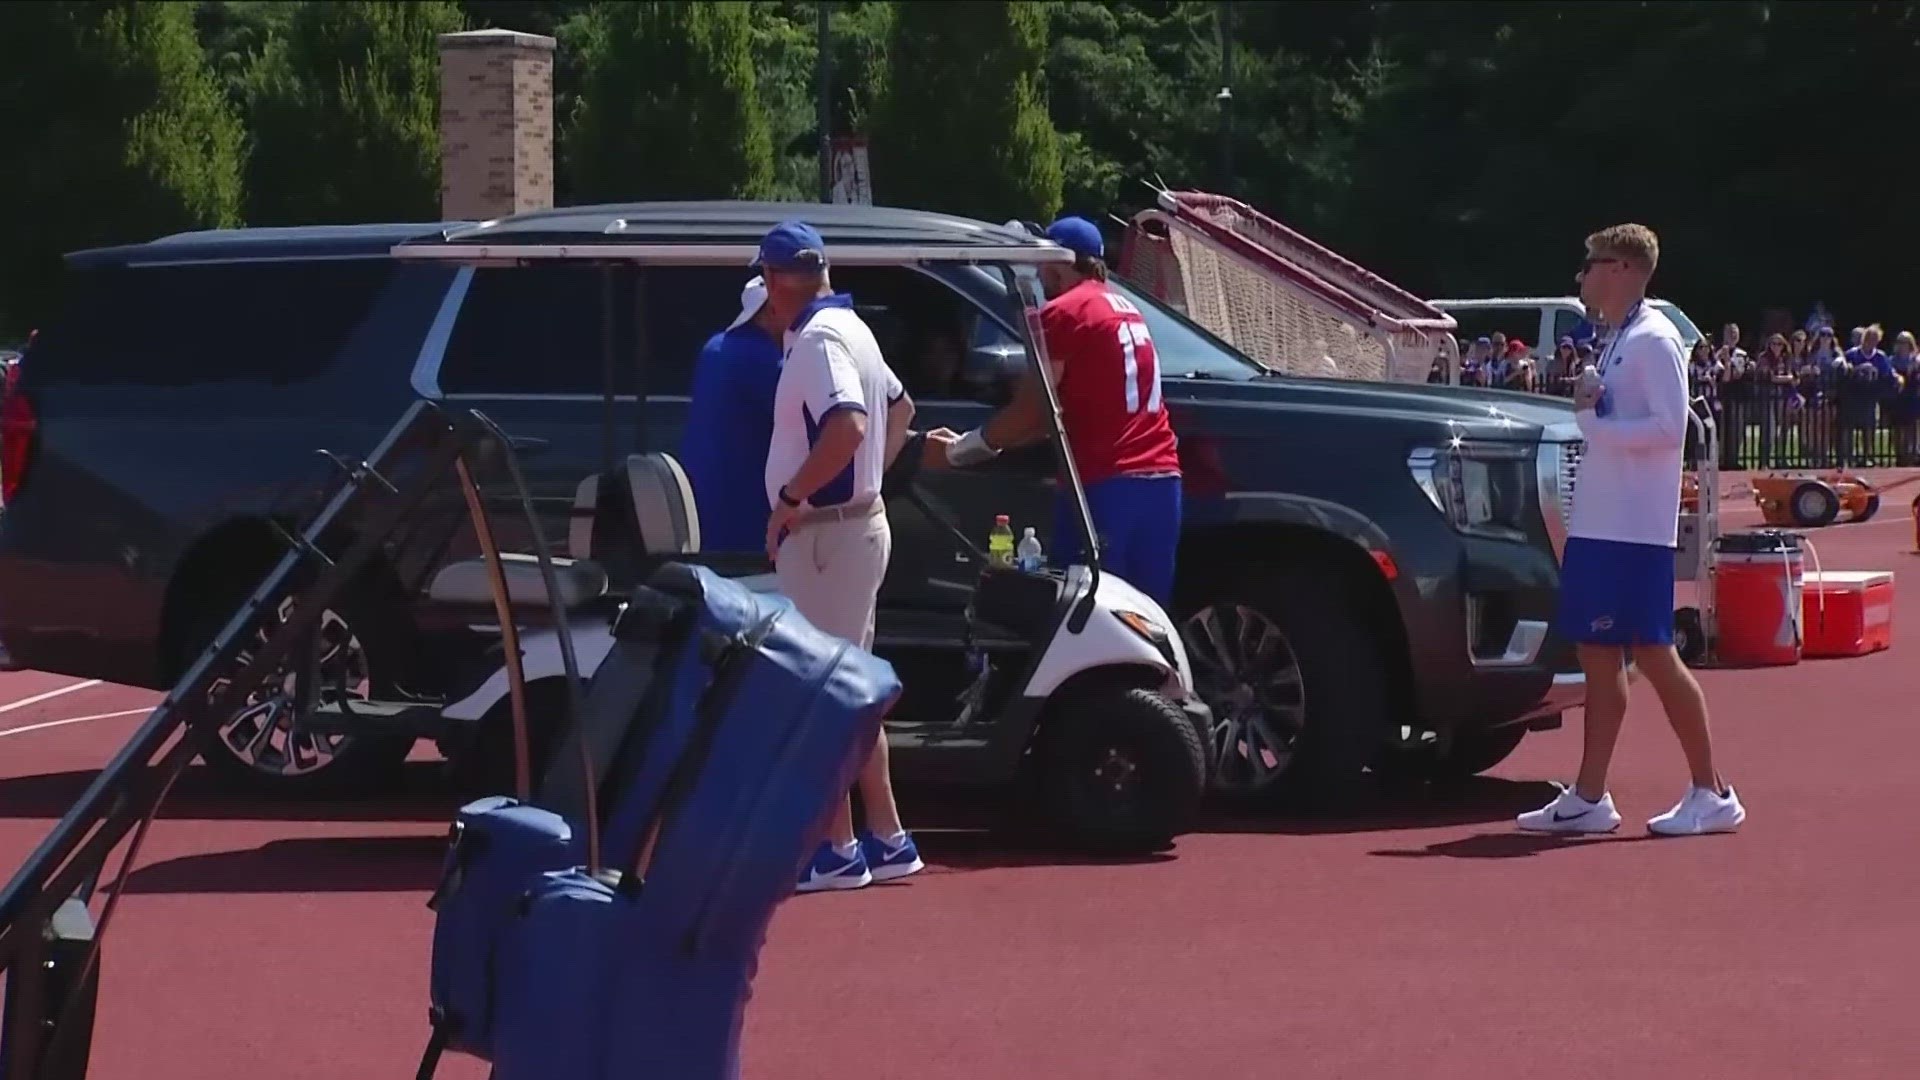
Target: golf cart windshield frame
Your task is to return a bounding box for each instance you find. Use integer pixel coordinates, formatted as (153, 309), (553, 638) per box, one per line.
(387, 238), (1106, 583)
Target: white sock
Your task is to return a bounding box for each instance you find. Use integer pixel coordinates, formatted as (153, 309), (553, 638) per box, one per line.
(832, 839), (860, 859)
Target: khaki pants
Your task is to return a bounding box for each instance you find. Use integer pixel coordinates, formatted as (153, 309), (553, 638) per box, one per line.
(775, 502), (891, 649)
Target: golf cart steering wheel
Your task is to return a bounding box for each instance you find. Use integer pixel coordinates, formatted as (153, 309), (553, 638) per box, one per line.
(884, 431), (991, 567)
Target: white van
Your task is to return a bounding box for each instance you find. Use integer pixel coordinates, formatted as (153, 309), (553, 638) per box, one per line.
(1432, 296), (1705, 359)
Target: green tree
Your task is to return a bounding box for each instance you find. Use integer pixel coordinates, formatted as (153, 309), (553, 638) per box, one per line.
(871, 0), (1062, 222)
(0, 1), (244, 337)
(562, 2), (776, 202)
(239, 1), (464, 226)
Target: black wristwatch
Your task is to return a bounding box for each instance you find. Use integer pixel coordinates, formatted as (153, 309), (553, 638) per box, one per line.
(777, 486), (802, 508)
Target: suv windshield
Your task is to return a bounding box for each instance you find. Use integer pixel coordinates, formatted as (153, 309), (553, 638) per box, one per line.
(1107, 277), (1269, 381)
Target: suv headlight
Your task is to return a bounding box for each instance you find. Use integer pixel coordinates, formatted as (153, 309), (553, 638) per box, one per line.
(1407, 441), (1534, 542)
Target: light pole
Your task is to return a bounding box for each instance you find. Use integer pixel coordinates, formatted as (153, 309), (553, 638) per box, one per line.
(1217, 2), (1235, 194)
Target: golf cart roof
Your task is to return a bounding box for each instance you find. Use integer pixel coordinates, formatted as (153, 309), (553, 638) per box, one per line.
(390, 201), (1074, 266)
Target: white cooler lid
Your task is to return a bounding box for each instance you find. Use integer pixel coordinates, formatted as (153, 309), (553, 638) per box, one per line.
(1805, 570), (1894, 590)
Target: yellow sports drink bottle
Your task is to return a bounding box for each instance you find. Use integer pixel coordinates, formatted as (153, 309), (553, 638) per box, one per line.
(988, 515), (1015, 566)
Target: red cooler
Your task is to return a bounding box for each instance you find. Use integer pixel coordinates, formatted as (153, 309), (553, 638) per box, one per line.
(1712, 530), (1804, 666)
(1801, 570), (1895, 657)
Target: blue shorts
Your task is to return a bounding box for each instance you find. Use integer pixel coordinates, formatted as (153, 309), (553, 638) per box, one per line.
(1052, 474), (1182, 608)
(1554, 536), (1675, 647)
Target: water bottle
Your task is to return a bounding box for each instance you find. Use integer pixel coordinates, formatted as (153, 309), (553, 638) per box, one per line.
(1575, 363), (1610, 416)
(1016, 527), (1044, 572)
(988, 515), (1015, 567)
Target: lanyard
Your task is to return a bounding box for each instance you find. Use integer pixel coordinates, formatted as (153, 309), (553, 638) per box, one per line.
(1597, 302), (1645, 373)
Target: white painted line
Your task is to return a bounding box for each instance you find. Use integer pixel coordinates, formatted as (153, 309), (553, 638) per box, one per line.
(0, 680), (102, 715)
(0, 706), (152, 739)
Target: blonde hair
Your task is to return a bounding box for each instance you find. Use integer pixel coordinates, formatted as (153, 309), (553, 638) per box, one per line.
(1585, 223), (1660, 271)
(1896, 330), (1916, 353)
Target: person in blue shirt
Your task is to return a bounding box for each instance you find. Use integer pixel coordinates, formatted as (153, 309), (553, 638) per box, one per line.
(680, 276), (786, 552)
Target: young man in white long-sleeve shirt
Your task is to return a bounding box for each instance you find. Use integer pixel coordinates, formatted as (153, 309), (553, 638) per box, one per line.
(1518, 223), (1746, 837)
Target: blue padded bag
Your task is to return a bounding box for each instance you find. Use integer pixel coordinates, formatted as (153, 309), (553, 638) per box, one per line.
(421, 796), (574, 1063)
(418, 585), (692, 1079)
(488, 563), (901, 1080)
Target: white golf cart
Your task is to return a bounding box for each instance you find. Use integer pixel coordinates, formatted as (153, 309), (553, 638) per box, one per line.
(387, 224), (1214, 852)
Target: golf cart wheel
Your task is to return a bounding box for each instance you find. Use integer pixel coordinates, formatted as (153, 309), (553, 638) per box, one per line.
(1178, 562), (1394, 807)
(1790, 481), (1842, 527)
(448, 677), (576, 801)
(185, 584), (412, 798)
(1039, 680), (1206, 853)
(1674, 606), (1706, 666)
(1859, 492), (1882, 522)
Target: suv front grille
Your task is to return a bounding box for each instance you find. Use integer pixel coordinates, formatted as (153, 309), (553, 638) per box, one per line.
(1535, 425), (1585, 560)
(1556, 440), (1583, 530)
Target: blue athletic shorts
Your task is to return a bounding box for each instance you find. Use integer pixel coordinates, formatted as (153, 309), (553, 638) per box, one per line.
(1554, 536), (1675, 647)
(1052, 474), (1182, 608)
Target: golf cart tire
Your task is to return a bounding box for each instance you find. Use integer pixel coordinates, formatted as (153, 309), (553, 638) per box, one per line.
(1790, 480), (1841, 527)
(1039, 681), (1206, 854)
(1859, 492), (1882, 522)
(181, 579), (412, 799)
(448, 677), (575, 802)
(1674, 606), (1706, 666)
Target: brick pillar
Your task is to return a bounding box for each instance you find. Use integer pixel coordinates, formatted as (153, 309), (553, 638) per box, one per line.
(437, 28), (555, 222)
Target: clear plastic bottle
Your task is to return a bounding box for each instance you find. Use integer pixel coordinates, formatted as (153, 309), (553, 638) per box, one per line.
(988, 515), (1015, 567)
(1016, 526), (1044, 572)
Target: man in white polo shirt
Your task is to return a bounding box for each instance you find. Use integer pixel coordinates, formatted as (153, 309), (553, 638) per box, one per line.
(755, 220), (933, 891)
(1518, 223), (1746, 837)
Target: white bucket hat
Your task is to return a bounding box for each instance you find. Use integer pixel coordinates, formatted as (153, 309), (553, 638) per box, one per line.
(727, 275), (768, 331)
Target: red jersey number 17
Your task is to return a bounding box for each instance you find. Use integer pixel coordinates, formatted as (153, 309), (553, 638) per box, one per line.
(1105, 291), (1163, 415)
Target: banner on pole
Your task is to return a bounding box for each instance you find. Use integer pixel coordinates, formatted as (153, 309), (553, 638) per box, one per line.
(829, 136), (872, 205)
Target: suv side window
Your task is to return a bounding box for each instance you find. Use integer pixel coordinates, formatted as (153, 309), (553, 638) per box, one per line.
(641, 267), (761, 397)
(640, 265), (1014, 405)
(1445, 306), (1539, 347)
(31, 260), (393, 389)
(1551, 308), (1585, 345)
(827, 265), (1013, 405)
(439, 265), (632, 395)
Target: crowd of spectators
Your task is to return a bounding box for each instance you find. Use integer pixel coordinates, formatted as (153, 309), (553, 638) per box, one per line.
(1430, 316), (1920, 467)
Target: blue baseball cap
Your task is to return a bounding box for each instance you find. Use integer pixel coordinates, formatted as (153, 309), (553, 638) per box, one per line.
(1044, 216), (1104, 260)
(754, 220), (827, 271)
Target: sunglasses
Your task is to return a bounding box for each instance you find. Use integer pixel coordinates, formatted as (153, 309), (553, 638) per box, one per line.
(1580, 256), (1623, 272)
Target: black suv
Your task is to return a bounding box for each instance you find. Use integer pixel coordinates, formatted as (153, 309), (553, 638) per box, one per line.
(0, 202), (1585, 802)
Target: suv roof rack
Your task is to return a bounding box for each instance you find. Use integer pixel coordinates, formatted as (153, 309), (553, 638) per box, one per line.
(391, 201), (1073, 266)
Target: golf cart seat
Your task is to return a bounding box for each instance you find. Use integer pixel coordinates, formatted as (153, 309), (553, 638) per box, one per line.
(427, 451), (701, 611)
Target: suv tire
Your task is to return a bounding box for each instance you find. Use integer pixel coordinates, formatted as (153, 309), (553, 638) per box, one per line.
(183, 581), (413, 798)
(1376, 725), (1527, 783)
(1179, 560), (1393, 806)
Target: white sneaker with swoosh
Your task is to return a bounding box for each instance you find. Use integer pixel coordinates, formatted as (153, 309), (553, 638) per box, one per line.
(1516, 785), (1621, 833)
(1647, 785), (1745, 836)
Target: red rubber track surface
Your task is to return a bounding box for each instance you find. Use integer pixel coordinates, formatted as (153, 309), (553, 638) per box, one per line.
(1, 485), (1916, 1078)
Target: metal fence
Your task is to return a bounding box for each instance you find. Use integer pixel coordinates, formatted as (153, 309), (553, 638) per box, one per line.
(1531, 367), (1920, 471)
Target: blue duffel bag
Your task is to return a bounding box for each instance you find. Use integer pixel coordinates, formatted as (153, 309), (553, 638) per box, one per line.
(417, 582), (695, 1075)
(487, 563), (901, 1080)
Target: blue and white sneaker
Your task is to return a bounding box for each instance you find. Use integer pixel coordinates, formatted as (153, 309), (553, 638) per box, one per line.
(860, 830), (925, 882)
(796, 840), (871, 893)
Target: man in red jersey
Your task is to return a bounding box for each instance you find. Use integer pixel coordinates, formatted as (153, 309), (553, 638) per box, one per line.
(934, 216), (1182, 606)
